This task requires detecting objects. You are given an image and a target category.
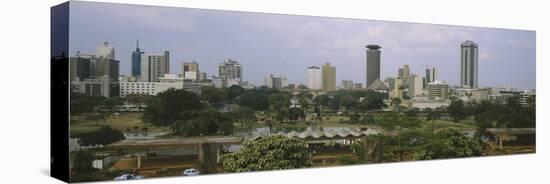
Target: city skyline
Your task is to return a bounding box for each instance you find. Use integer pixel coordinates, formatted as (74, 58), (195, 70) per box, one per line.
(69, 1), (535, 89)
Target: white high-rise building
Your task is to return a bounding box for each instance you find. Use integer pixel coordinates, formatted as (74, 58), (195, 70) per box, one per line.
(460, 40), (478, 88)
(307, 66), (321, 90)
(407, 74), (423, 97)
(218, 59), (243, 83)
(141, 51), (170, 82)
(96, 41), (115, 59)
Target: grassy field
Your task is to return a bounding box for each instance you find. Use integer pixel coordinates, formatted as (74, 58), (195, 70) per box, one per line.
(70, 113), (168, 136)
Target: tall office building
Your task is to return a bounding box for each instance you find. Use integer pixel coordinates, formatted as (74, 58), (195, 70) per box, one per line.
(460, 40), (478, 88)
(96, 41), (115, 59)
(69, 52), (92, 82)
(92, 58), (120, 82)
(131, 40), (144, 77)
(141, 51), (170, 82)
(398, 65), (410, 80)
(70, 44), (120, 97)
(322, 63), (336, 91)
(366, 45), (382, 87)
(425, 66), (438, 84)
(307, 66), (321, 90)
(218, 59), (243, 83)
(181, 61), (200, 80)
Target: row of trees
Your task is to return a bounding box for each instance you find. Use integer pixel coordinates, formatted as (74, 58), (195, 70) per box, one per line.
(142, 88), (236, 136)
(446, 97), (536, 132)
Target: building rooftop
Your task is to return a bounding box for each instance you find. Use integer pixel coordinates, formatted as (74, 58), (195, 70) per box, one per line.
(367, 79), (389, 90)
(461, 40), (478, 47)
(366, 45), (382, 50)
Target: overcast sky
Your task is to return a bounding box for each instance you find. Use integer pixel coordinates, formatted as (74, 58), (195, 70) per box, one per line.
(69, 1), (536, 89)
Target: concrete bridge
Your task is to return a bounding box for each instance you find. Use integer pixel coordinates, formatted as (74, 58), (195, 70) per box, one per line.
(106, 136), (243, 173)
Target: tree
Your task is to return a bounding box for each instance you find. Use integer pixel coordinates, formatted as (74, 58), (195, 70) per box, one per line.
(222, 136), (312, 172)
(268, 93), (291, 112)
(268, 93), (291, 122)
(142, 88), (204, 126)
(390, 97), (402, 112)
(358, 91), (386, 111)
(72, 150), (97, 174)
(202, 87), (226, 107)
(70, 92), (104, 115)
(100, 97), (124, 112)
(232, 106), (256, 127)
(125, 94), (153, 105)
(448, 99), (466, 122)
(288, 107), (305, 121)
(172, 110), (234, 136)
(377, 112), (421, 161)
(237, 88), (279, 111)
(339, 95), (357, 112)
(415, 129), (484, 160)
(78, 126), (125, 146)
(225, 85), (245, 102)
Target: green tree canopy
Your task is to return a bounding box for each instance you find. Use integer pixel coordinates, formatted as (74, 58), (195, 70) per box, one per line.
(448, 99), (467, 122)
(125, 94), (153, 105)
(237, 88), (280, 111)
(225, 85), (245, 102)
(415, 129), (484, 160)
(201, 87), (227, 107)
(172, 110), (234, 136)
(142, 88), (204, 126)
(222, 136), (312, 172)
(77, 126), (125, 146)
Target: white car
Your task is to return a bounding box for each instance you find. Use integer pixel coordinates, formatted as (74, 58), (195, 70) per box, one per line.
(114, 174), (144, 180)
(182, 168), (200, 176)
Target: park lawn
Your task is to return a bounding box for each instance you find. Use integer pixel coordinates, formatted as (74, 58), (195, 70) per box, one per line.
(322, 115), (349, 124)
(420, 119), (477, 132)
(70, 113), (168, 136)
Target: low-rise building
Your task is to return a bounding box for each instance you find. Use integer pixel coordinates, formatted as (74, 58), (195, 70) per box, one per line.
(427, 80), (449, 100)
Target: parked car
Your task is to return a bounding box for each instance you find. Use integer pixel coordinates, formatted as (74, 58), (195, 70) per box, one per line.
(113, 174), (144, 180)
(182, 168), (200, 176)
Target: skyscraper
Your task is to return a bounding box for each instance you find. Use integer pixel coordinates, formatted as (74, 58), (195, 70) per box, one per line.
(425, 66), (438, 84)
(141, 51), (170, 82)
(322, 63), (336, 91)
(307, 66), (321, 90)
(131, 40), (143, 77)
(96, 41), (115, 59)
(460, 40), (478, 88)
(398, 65), (410, 80)
(366, 45), (381, 87)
